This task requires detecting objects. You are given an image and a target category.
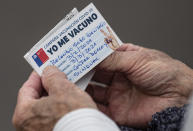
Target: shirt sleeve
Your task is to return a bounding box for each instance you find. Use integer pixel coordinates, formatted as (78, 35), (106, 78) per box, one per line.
(53, 108), (120, 131)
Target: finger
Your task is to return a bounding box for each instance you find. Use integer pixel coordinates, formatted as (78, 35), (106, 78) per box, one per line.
(27, 71), (42, 94)
(100, 29), (108, 37)
(18, 71), (42, 104)
(116, 43), (141, 51)
(42, 66), (76, 95)
(94, 44), (141, 83)
(106, 26), (113, 36)
(97, 44), (143, 73)
(97, 51), (130, 72)
(86, 84), (108, 104)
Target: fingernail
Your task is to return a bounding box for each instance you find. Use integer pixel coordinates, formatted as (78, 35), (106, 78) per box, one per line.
(42, 66), (59, 76)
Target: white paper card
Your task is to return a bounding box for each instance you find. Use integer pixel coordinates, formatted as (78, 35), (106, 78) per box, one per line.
(24, 3), (122, 88)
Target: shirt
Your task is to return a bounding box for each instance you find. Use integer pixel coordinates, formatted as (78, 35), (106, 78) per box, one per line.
(53, 108), (120, 131)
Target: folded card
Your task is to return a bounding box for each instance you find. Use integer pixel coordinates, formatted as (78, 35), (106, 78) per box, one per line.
(24, 3), (122, 89)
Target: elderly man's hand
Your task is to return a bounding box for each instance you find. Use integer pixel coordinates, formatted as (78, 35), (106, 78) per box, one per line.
(87, 43), (193, 127)
(12, 67), (97, 131)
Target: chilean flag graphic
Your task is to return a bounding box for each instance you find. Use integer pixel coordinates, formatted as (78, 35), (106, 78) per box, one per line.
(32, 48), (49, 67)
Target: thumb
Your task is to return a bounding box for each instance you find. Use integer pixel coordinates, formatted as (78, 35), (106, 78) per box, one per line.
(42, 66), (75, 95)
(17, 71), (42, 105)
(97, 44), (143, 73)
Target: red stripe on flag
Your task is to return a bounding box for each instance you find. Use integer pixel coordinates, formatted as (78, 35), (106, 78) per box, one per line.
(36, 48), (49, 63)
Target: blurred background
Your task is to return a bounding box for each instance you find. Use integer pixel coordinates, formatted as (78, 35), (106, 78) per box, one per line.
(0, 0), (192, 130)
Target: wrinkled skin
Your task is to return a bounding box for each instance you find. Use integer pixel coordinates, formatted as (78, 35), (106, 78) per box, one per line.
(87, 43), (193, 127)
(12, 43), (193, 130)
(12, 67), (97, 131)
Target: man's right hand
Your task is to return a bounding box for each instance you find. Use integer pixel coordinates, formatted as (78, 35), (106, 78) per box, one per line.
(12, 67), (97, 131)
(87, 43), (193, 127)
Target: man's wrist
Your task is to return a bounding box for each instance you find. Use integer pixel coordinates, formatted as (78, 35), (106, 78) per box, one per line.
(54, 108), (120, 131)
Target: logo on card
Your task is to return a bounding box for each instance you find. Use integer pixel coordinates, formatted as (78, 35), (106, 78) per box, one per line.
(32, 48), (49, 67)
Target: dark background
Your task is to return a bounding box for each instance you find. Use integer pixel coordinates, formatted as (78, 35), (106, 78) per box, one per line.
(0, 0), (192, 130)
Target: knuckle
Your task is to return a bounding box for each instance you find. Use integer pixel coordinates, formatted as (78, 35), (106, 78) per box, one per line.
(141, 49), (154, 61)
(18, 87), (22, 95)
(139, 48), (161, 63)
(44, 71), (65, 84)
(12, 112), (22, 128)
(46, 71), (62, 80)
(18, 86), (24, 96)
(50, 78), (75, 94)
(145, 49), (171, 61)
(58, 81), (75, 92)
(12, 115), (17, 126)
